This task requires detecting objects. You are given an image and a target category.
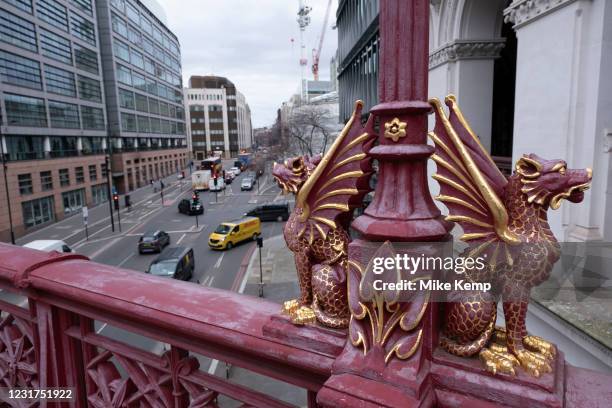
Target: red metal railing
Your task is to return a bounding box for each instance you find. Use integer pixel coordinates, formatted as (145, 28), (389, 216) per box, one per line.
(0, 243), (336, 407)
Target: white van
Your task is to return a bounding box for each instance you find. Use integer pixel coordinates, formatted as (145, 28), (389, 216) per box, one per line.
(209, 176), (225, 192)
(23, 240), (74, 253)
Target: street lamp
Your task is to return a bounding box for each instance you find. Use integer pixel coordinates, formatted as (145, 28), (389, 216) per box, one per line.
(0, 123), (15, 244)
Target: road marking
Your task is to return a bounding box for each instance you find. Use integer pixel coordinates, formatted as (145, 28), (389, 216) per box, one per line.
(176, 233), (186, 245)
(207, 276), (215, 286)
(96, 323), (107, 334)
(213, 253), (224, 269)
(200, 275), (212, 286)
(118, 252), (135, 267)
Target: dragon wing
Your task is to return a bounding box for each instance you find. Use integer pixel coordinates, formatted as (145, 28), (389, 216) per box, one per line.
(296, 100), (376, 245)
(429, 95), (519, 261)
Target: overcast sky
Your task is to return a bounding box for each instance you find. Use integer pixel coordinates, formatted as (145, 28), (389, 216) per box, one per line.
(156, 0), (339, 128)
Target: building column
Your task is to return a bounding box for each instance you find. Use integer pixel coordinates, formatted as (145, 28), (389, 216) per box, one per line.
(44, 136), (51, 158)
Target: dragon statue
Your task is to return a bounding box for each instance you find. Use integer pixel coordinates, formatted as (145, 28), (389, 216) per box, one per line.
(429, 95), (592, 377)
(272, 101), (375, 329)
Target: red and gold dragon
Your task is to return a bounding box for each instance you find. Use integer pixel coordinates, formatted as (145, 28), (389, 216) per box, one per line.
(272, 101), (375, 329)
(429, 95), (592, 376)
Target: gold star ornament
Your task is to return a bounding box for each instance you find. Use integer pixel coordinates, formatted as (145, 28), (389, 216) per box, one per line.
(384, 118), (407, 142)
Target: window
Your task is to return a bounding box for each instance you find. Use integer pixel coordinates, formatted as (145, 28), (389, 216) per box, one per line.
(44, 65), (76, 96)
(70, 11), (95, 45)
(111, 13), (127, 37)
(143, 37), (154, 55)
(150, 117), (161, 133)
(74, 167), (84, 184)
(121, 113), (136, 131)
(137, 115), (149, 132)
(77, 75), (102, 101)
(116, 63), (131, 85)
(37, 0), (68, 32)
(111, 0), (125, 13)
(74, 45), (98, 74)
(161, 120), (171, 134)
(146, 77), (156, 95)
(4, 94), (46, 127)
(88, 165), (97, 181)
(40, 28), (72, 64)
(144, 57), (155, 75)
(130, 49), (144, 69)
(91, 184), (108, 205)
(135, 93), (148, 112)
(5, 0), (33, 14)
(149, 98), (159, 115)
(128, 25), (141, 47)
(132, 71), (146, 92)
(0, 9), (37, 52)
(62, 188), (85, 215)
(59, 168), (70, 186)
(70, 0), (92, 15)
(22, 196), (55, 228)
(101, 162), (107, 178)
(114, 39), (130, 61)
(118, 88), (135, 109)
(159, 102), (169, 117)
(153, 26), (162, 43)
(81, 106), (105, 129)
(140, 16), (152, 35)
(126, 2), (139, 24)
(49, 101), (80, 128)
(0, 50), (42, 90)
(18, 174), (33, 195)
(40, 171), (53, 191)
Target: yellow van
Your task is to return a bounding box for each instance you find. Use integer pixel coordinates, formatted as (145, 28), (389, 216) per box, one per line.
(208, 217), (261, 250)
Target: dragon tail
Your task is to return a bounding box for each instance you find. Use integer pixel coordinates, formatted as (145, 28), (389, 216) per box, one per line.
(440, 307), (496, 357)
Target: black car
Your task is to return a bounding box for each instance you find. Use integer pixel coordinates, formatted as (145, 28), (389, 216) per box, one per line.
(138, 230), (170, 253)
(178, 199), (204, 215)
(246, 203), (290, 222)
(146, 247), (194, 281)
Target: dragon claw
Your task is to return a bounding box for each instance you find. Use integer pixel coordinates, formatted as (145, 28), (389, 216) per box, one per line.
(516, 350), (552, 378)
(523, 335), (556, 361)
(479, 349), (517, 376)
(290, 306), (316, 325)
(281, 299), (300, 315)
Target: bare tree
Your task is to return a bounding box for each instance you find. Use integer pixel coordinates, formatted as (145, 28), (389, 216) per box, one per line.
(284, 105), (334, 157)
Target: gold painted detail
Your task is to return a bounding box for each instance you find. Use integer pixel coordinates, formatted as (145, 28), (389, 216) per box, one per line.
(384, 118), (407, 142)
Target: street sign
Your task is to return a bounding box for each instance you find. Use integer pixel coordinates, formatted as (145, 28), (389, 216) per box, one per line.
(82, 207), (89, 225)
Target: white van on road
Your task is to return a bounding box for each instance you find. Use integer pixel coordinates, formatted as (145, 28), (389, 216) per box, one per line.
(23, 240), (74, 253)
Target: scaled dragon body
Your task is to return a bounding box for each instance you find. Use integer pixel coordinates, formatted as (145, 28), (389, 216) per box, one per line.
(430, 95), (592, 376)
(272, 101), (375, 328)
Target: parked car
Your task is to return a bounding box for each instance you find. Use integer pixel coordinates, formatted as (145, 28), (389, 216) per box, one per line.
(246, 203), (289, 222)
(230, 166), (241, 175)
(138, 230), (170, 254)
(146, 247), (194, 281)
(178, 199), (204, 215)
(208, 217), (261, 250)
(23, 240), (74, 253)
(241, 177), (254, 191)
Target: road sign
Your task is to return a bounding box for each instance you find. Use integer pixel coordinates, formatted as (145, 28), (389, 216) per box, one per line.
(82, 207), (89, 225)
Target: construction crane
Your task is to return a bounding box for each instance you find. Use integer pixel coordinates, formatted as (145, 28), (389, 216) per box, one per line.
(296, 0), (312, 101)
(311, 0), (333, 81)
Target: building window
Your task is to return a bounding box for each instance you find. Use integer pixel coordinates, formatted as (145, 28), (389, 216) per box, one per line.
(4, 93), (47, 127)
(18, 174), (33, 195)
(140, 15), (152, 35)
(111, 13), (127, 37)
(126, 2), (139, 24)
(116, 63), (131, 85)
(150, 117), (161, 133)
(130, 49), (144, 69)
(91, 184), (108, 205)
(143, 36), (154, 55)
(74, 44), (98, 74)
(22, 196), (55, 228)
(111, 0), (125, 13)
(75, 166), (84, 183)
(146, 77), (157, 95)
(35, 172), (54, 194)
(121, 113), (136, 132)
(135, 93), (148, 112)
(132, 71), (146, 92)
(62, 188), (85, 215)
(70, 0), (92, 15)
(81, 136), (103, 154)
(37, 0), (68, 32)
(59, 168), (70, 186)
(44, 65), (76, 96)
(39, 28), (72, 65)
(88, 165), (97, 181)
(114, 39), (130, 62)
(0, 50), (42, 90)
(101, 162), (107, 178)
(149, 98), (160, 115)
(137, 115), (150, 132)
(159, 102), (169, 117)
(81, 106), (105, 130)
(0, 9), (37, 52)
(49, 101), (80, 129)
(5, 0), (33, 14)
(118, 88), (135, 109)
(77, 75), (102, 101)
(51, 136), (77, 158)
(70, 11), (95, 45)
(128, 25), (141, 47)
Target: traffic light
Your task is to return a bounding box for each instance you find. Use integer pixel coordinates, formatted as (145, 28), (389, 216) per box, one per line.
(192, 191), (200, 205)
(113, 193), (119, 211)
(213, 176), (218, 186)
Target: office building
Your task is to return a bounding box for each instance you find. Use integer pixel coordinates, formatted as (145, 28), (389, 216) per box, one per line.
(96, 0), (188, 193)
(185, 75), (252, 160)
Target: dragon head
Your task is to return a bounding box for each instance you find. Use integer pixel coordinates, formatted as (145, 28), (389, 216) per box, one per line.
(272, 155), (322, 194)
(515, 154), (592, 210)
